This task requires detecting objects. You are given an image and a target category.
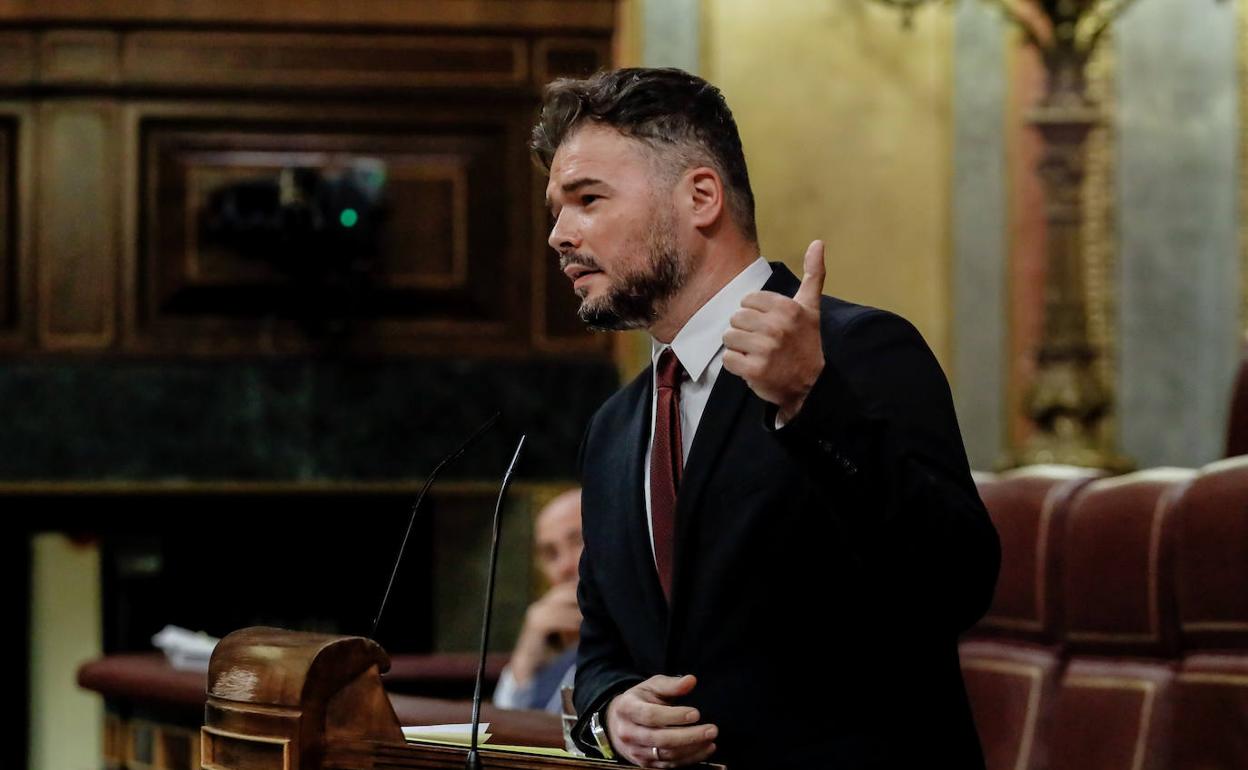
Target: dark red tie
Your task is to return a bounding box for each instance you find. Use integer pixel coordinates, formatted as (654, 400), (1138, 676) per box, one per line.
(651, 347), (685, 602)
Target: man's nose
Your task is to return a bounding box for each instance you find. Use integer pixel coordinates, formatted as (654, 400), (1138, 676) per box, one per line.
(548, 210), (579, 253)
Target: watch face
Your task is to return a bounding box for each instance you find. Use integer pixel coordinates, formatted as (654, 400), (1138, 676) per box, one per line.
(591, 712), (613, 759)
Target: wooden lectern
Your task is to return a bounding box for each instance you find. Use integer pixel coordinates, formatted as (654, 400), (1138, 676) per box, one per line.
(202, 627), (609, 770)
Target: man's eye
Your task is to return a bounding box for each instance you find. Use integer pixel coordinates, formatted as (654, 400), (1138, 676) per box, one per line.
(581, 194), (600, 206)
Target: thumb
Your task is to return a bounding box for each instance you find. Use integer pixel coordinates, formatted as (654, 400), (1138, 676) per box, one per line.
(644, 674), (698, 701)
(793, 239), (826, 310)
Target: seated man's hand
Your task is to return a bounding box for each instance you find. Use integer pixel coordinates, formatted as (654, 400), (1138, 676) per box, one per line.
(509, 581), (582, 683)
(605, 674), (718, 768)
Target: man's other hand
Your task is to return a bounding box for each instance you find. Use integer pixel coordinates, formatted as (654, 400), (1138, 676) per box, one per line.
(508, 581), (581, 684)
(723, 239), (826, 423)
(605, 674), (718, 768)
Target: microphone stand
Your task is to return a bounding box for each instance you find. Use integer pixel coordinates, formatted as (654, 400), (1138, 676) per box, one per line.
(371, 411), (501, 640)
(466, 434), (526, 770)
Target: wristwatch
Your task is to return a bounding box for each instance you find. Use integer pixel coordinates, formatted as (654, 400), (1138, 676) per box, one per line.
(589, 707), (615, 760)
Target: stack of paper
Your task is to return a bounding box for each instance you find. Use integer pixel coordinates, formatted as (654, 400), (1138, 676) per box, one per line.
(151, 625), (219, 672)
(402, 724), (492, 744)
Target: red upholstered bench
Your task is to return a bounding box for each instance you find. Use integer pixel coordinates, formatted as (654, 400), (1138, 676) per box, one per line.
(1171, 457), (1248, 769)
(966, 461), (1248, 770)
(961, 465), (1103, 770)
(1046, 468), (1193, 770)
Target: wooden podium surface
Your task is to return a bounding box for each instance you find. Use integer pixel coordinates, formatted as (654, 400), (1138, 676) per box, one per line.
(203, 627), (612, 770)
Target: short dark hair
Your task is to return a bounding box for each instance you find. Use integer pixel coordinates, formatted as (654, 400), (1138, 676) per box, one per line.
(531, 67), (758, 243)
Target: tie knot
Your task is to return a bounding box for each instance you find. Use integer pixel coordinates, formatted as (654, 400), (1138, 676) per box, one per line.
(656, 348), (685, 390)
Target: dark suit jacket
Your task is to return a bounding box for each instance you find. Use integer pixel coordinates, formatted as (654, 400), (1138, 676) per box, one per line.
(572, 263), (1001, 769)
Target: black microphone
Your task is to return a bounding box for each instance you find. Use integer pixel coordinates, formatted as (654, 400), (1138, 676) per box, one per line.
(466, 434), (526, 770)
(370, 412), (501, 640)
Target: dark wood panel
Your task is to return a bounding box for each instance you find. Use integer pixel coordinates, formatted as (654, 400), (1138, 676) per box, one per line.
(1, 2), (616, 359)
(133, 106), (538, 355)
(533, 37), (612, 84)
(0, 118), (13, 332)
(123, 32), (528, 91)
(0, 32), (36, 86)
(0, 104), (32, 352)
(0, 0), (617, 33)
(37, 102), (118, 349)
(146, 129), (485, 294)
(39, 30), (121, 86)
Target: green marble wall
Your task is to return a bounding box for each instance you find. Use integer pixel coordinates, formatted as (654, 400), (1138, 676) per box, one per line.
(0, 359), (618, 481)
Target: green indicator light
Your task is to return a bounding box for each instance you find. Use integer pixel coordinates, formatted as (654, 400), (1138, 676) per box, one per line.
(339, 208), (359, 228)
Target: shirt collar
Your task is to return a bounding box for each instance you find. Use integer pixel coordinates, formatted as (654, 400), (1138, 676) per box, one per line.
(650, 257), (773, 383)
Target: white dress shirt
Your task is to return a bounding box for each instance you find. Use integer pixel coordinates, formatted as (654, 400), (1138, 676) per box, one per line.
(492, 657), (576, 714)
(643, 257), (773, 555)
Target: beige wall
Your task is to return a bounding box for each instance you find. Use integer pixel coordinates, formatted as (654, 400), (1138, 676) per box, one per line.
(703, 0), (955, 368)
(30, 534), (102, 770)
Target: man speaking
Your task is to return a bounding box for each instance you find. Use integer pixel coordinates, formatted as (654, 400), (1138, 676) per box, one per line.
(533, 68), (1001, 769)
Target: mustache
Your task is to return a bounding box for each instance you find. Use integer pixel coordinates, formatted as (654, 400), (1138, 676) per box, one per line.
(559, 252), (602, 273)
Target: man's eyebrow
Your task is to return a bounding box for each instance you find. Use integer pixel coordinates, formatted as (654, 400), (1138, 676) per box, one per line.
(562, 177), (605, 193)
(546, 177), (607, 212)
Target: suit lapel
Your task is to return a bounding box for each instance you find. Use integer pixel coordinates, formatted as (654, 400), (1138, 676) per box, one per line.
(666, 367), (751, 657)
(667, 263), (801, 630)
(761, 261), (801, 298)
(671, 369), (749, 567)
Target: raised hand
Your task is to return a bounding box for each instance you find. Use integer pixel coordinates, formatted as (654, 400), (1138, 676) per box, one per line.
(507, 581), (582, 684)
(723, 240), (827, 423)
(604, 674), (718, 768)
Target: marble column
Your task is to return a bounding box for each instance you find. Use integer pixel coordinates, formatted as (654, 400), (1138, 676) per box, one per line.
(1115, 0), (1240, 468)
(952, 1), (1009, 470)
(642, 0), (701, 73)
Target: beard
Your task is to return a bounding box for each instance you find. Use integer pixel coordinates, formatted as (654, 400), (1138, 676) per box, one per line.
(561, 208), (691, 332)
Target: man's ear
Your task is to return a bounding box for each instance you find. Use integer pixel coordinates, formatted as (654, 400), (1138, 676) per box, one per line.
(683, 166), (725, 230)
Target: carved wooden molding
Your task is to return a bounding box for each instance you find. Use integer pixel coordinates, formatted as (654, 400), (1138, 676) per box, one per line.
(36, 101), (119, 350)
(0, 0), (617, 33)
(0, 3), (616, 357)
(0, 118), (14, 335)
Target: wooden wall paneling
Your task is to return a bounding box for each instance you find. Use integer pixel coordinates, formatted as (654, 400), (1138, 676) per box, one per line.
(119, 102), (142, 350)
(145, 128), (503, 309)
(0, 31), (36, 86)
(125, 99), (541, 356)
(378, 160), (470, 291)
(0, 103), (33, 349)
(38, 30), (122, 87)
(121, 32), (529, 92)
(37, 101), (120, 350)
(6, 6), (619, 360)
(532, 36), (613, 85)
(0, 1), (618, 33)
(0, 115), (13, 337)
(494, 107), (534, 352)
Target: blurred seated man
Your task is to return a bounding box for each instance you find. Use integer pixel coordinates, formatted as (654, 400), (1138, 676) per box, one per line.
(492, 488), (582, 713)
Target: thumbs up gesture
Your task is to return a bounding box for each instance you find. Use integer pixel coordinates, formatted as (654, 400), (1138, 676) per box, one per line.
(723, 240), (827, 423)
